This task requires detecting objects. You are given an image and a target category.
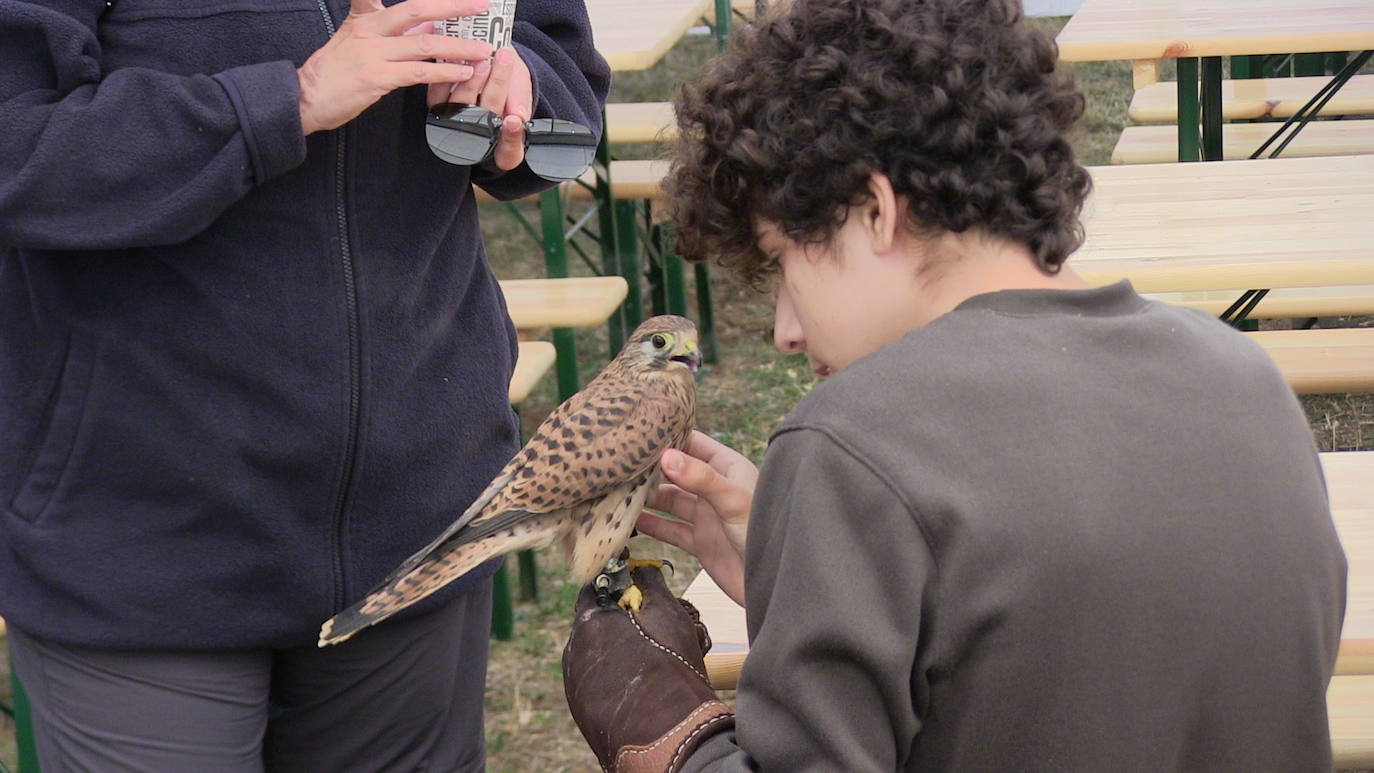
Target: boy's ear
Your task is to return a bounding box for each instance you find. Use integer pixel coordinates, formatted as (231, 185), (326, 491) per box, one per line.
(861, 172), (901, 256)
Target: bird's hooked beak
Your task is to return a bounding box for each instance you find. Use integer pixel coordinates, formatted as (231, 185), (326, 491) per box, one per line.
(671, 341), (703, 372)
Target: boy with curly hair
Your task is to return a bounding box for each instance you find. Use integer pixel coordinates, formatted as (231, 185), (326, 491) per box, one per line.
(561, 1), (1346, 770)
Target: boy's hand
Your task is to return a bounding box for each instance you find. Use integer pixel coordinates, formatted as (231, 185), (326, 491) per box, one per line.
(297, 0), (494, 135)
(563, 565), (734, 772)
(639, 431), (755, 605)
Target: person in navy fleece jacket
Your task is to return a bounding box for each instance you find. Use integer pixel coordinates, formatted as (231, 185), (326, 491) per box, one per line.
(0, 0), (608, 768)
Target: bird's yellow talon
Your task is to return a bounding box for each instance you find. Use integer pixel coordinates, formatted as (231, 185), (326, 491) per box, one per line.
(618, 584), (644, 611)
(628, 558), (671, 574)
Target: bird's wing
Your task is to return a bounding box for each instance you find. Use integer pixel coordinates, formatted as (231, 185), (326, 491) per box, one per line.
(480, 376), (693, 519)
(372, 375), (682, 588)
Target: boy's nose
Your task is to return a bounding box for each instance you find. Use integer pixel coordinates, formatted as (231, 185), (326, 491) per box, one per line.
(773, 284), (804, 354)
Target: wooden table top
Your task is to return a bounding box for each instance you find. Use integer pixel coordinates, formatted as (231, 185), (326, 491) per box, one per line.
(1056, 0), (1374, 62)
(1071, 154), (1374, 294)
(1330, 451), (1374, 675)
(499, 277), (628, 330)
(586, 0), (713, 71)
(684, 451), (1374, 685)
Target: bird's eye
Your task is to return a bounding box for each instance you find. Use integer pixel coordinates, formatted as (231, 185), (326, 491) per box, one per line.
(651, 333), (670, 350)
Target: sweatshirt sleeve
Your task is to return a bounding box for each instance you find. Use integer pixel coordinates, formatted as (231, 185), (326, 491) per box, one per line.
(0, 1), (307, 250)
(468, 0), (610, 201)
(684, 426), (933, 772)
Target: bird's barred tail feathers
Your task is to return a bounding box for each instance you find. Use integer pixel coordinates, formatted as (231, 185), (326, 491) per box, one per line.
(317, 508), (558, 647)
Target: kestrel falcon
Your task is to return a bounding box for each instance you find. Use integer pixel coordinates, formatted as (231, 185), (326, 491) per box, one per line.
(318, 315), (701, 646)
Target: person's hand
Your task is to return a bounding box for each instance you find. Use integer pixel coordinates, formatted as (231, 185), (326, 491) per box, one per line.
(297, 0), (494, 135)
(429, 46), (534, 171)
(563, 565), (734, 773)
(639, 431), (756, 605)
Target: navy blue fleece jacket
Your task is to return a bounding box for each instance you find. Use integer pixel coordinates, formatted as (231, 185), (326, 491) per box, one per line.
(0, 0), (609, 649)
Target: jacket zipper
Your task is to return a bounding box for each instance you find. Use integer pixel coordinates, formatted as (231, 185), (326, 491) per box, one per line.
(317, 0), (362, 612)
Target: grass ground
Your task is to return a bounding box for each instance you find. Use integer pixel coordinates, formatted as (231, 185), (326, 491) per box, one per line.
(2, 16), (1370, 773)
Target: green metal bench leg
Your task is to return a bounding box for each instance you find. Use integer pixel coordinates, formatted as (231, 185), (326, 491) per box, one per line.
(694, 262), (717, 364)
(1176, 58), (1201, 162)
(713, 0), (731, 49)
(1200, 56), (1223, 162)
(614, 199), (643, 329)
(592, 126), (628, 355)
(517, 550), (539, 602)
(491, 562), (514, 640)
(12, 658), (40, 773)
(1294, 52), (1327, 77)
(538, 190), (580, 402)
(663, 246), (689, 319)
(1230, 55), (1255, 80)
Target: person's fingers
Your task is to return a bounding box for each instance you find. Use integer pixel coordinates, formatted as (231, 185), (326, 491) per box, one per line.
(491, 114), (526, 170)
(504, 54), (533, 121)
(369, 0), (490, 37)
(427, 81), (451, 109)
(484, 49), (530, 170)
(352, 0), (387, 13)
(383, 34), (491, 64)
(684, 429), (733, 460)
(446, 57), (491, 106)
(635, 511), (695, 552)
(661, 447), (752, 522)
(646, 481), (700, 520)
(381, 61), (477, 91)
(477, 46), (516, 113)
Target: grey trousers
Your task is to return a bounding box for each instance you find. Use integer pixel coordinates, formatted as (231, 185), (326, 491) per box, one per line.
(7, 579), (492, 773)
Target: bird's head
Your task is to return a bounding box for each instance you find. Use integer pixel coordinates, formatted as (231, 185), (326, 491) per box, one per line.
(620, 315), (702, 375)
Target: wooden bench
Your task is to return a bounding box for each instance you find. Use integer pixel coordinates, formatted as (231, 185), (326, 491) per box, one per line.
(1127, 74), (1374, 123)
(509, 340), (556, 404)
(1331, 675), (1374, 768)
(1112, 118), (1374, 164)
(474, 159), (669, 204)
(1146, 286), (1374, 320)
(1246, 328), (1374, 395)
(499, 277), (628, 332)
(1331, 448), (1374, 766)
(605, 101), (677, 144)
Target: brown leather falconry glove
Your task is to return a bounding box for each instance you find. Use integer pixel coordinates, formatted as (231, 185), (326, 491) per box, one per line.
(563, 565), (735, 773)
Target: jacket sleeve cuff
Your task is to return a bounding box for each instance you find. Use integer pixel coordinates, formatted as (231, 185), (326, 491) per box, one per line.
(614, 700), (736, 773)
(213, 60), (308, 185)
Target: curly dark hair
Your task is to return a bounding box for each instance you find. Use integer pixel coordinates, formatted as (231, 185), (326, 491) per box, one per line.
(666, 0), (1092, 283)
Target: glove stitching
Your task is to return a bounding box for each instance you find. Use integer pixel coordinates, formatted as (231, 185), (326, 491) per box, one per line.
(612, 701), (732, 770)
(669, 712), (735, 772)
(627, 610), (709, 682)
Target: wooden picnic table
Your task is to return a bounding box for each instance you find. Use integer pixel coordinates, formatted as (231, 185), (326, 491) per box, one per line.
(586, 0), (714, 71)
(1071, 154), (1374, 294)
(1056, 0), (1374, 62)
(1056, 0), (1374, 162)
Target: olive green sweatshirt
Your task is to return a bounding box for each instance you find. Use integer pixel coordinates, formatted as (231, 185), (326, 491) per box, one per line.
(686, 282), (1345, 772)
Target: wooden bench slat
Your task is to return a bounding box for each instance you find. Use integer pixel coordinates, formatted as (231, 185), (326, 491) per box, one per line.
(1128, 74), (1374, 123)
(509, 341), (556, 405)
(1333, 450), (1374, 678)
(1331, 674), (1374, 769)
(605, 101), (676, 144)
(499, 277), (628, 330)
(1146, 285), (1374, 320)
(1112, 119), (1374, 164)
(474, 159), (668, 203)
(1247, 327), (1374, 394)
